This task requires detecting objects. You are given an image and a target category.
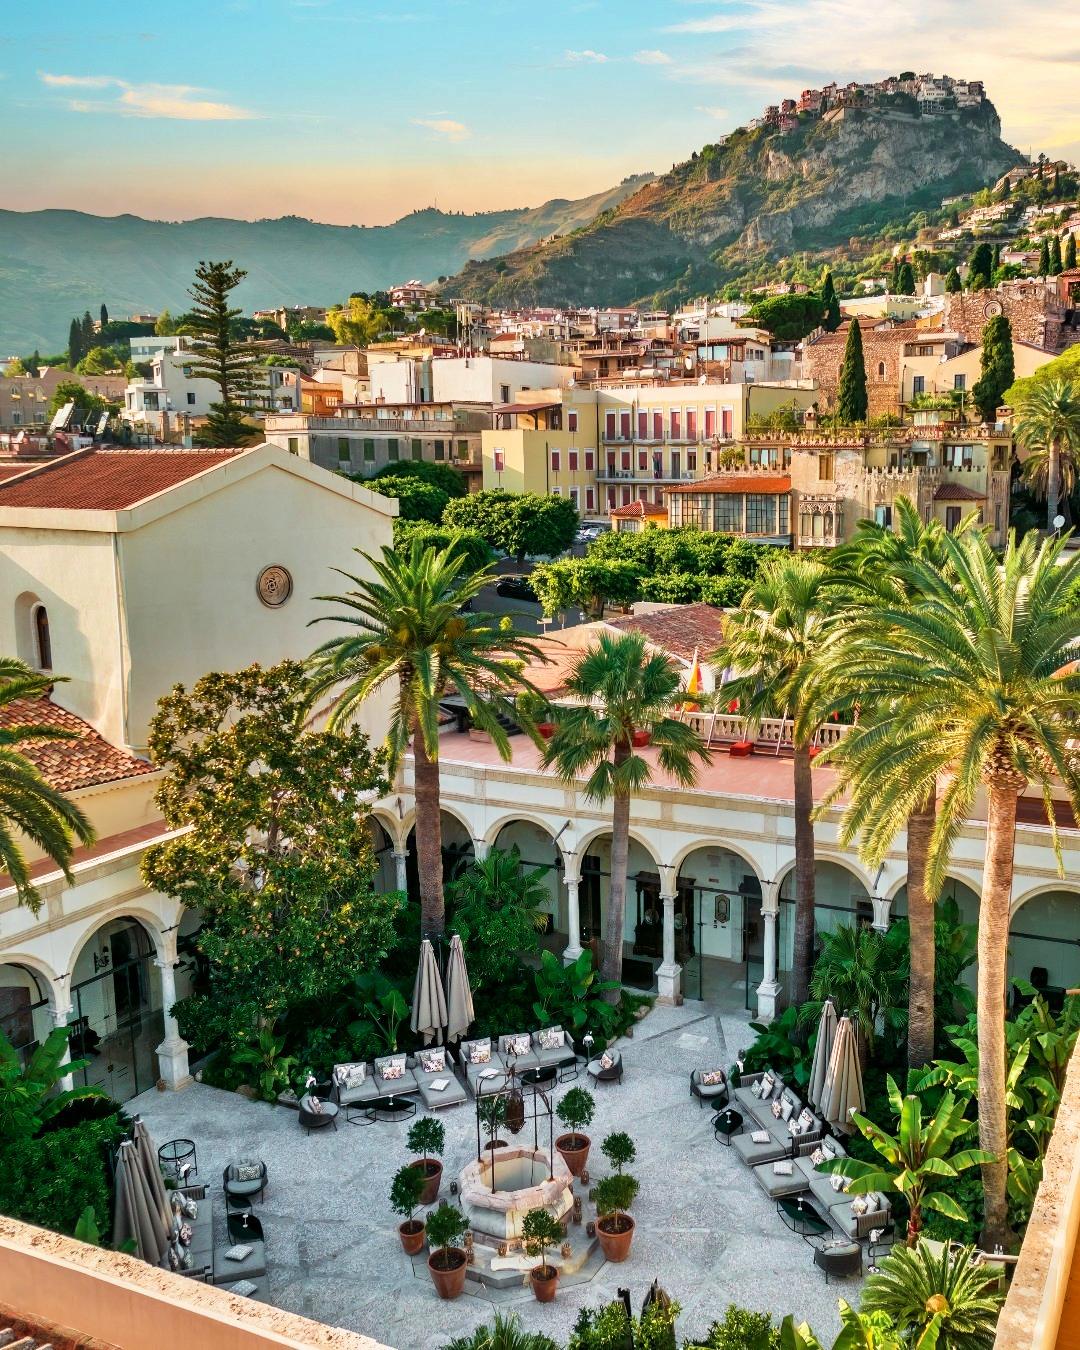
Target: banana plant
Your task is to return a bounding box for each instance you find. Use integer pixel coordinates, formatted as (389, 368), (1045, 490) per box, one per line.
(779, 1302), (943, 1350)
(231, 1028), (297, 1102)
(0, 1025), (105, 1140)
(532, 948), (619, 1037)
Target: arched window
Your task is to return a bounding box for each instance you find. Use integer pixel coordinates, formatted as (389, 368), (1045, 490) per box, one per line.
(877, 361), (887, 379)
(33, 606), (52, 671)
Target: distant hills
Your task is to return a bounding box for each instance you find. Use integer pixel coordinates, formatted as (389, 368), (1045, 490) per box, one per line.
(444, 99), (1019, 308)
(0, 176), (654, 353)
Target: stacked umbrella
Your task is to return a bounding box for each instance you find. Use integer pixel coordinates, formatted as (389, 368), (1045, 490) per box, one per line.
(819, 1014), (865, 1134)
(113, 1130), (169, 1264)
(445, 933), (475, 1044)
(806, 998), (837, 1111)
(410, 938), (448, 1046)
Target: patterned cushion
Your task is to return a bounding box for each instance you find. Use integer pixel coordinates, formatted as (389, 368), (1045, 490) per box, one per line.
(335, 1062), (366, 1089)
(229, 1279), (258, 1297)
(419, 1048), (446, 1073)
(810, 1147), (827, 1167)
(537, 1027), (564, 1051)
(234, 1162), (263, 1183)
(772, 1160), (793, 1176)
(506, 1034), (532, 1057)
(600, 1052), (614, 1070)
(751, 1130), (771, 1144)
(798, 1107), (815, 1131)
(780, 1098), (795, 1121)
(701, 1069), (726, 1087)
(303, 1094), (323, 1114)
(470, 1039), (492, 1065)
(381, 1056), (406, 1081)
(830, 1173), (846, 1192)
(788, 1118), (804, 1136)
(182, 1194), (198, 1221)
(821, 1139), (838, 1160)
(771, 1099), (783, 1119)
(225, 1244), (253, 1262)
(850, 1194), (868, 1217)
(750, 1079), (764, 1097)
(759, 1072), (775, 1098)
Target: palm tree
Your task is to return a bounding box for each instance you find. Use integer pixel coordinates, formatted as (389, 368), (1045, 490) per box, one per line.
(861, 1241), (1004, 1349)
(717, 554), (834, 1008)
(0, 658), (95, 913)
(541, 631), (708, 995)
(801, 925), (906, 1067)
(824, 497), (976, 1067)
(807, 528), (1080, 1250)
(308, 540), (544, 936)
(1015, 377), (1080, 533)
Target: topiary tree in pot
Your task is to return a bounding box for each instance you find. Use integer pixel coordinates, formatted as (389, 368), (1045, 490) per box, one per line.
(522, 1207), (564, 1303)
(478, 1094), (507, 1151)
(407, 1116), (446, 1204)
(390, 1164), (427, 1256)
(600, 1132), (635, 1176)
(555, 1086), (595, 1176)
(426, 1201), (469, 1300)
(594, 1173), (639, 1263)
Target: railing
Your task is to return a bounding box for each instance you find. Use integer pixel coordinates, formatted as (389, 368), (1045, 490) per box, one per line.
(265, 414), (467, 434)
(669, 710), (850, 750)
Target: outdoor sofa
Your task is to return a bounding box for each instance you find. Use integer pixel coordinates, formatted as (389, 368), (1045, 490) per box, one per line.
(750, 1127), (893, 1241)
(730, 1068), (827, 1167)
(455, 1028), (574, 1096)
(408, 1046), (468, 1110)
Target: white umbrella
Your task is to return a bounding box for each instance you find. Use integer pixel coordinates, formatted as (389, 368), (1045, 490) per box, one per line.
(445, 932), (475, 1043)
(820, 1015), (866, 1134)
(410, 937), (448, 1046)
(806, 999), (838, 1110)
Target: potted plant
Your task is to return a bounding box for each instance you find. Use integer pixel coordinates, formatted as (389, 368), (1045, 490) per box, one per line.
(426, 1201), (469, 1300)
(518, 690), (556, 740)
(631, 728), (651, 748)
(555, 1086), (595, 1176)
(478, 1094), (508, 1151)
(407, 1116), (446, 1205)
(390, 1165), (427, 1256)
(600, 1131), (636, 1177)
(522, 1207), (564, 1303)
(594, 1174), (639, 1262)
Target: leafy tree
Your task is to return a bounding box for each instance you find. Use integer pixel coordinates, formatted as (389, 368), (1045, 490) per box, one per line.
(141, 661), (401, 1038)
(75, 346), (122, 375)
(308, 541), (543, 936)
(391, 519), (494, 571)
(1049, 234), (1063, 276)
(184, 260), (263, 446)
(446, 847), (549, 988)
(1015, 378), (1080, 531)
(530, 556), (642, 619)
(45, 380), (110, 422)
(721, 556), (833, 1006)
(426, 1200), (468, 1268)
(81, 311), (94, 352)
(820, 270), (841, 331)
(745, 292), (824, 340)
(0, 1025), (105, 1139)
(2, 358), (29, 378)
(801, 926), (906, 1066)
(860, 1242), (1003, 1348)
(542, 632), (708, 994)
(971, 314), (1014, 421)
(366, 475), (448, 522)
(1038, 237), (1051, 276)
(895, 261), (915, 295)
(968, 242), (993, 289)
(804, 529), (1080, 1249)
(600, 1131), (636, 1174)
(945, 267), (962, 293)
(836, 320), (868, 423)
(532, 948), (621, 1039)
(594, 1173), (639, 1230)
(1003, 343), (1080, 406)
(0, 659), (95, 913)
(370, 458), (466, 497)
(390, 1163), (425, 1231)
(326, 295), (390, 347)
(154, 309), (176, 337)
(522, 1207), (564, 1277)
(991, 243), (1001, 273)
(443, 489), (578, 563)
(1066, 232), (1077, 270)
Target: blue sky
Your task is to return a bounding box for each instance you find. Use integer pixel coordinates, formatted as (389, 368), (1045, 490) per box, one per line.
(3, 0), (1078, 224)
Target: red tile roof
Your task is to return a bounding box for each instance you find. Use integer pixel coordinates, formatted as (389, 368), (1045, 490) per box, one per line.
(0, 447), (248, 511)
(934, 482), (986, 501)
(608, 603), (727, 663)
(610, 500), (667, 519)
(665, 474), (791, 495)
(0, 696), (155, 792)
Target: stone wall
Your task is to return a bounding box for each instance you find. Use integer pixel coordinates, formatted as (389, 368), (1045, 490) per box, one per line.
(941, 280), (1069, 351)
(802, 323), (911, 415)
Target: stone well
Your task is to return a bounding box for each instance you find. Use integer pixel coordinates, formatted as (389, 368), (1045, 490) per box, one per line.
(458, 1146), (574, 1244)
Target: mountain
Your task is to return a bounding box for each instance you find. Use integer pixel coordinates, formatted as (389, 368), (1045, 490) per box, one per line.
(443, 99), (1019, 308)
(0, 176), (654, 353)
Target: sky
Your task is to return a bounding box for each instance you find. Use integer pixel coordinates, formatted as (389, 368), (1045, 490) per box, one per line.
(2, 0), (1079, 226)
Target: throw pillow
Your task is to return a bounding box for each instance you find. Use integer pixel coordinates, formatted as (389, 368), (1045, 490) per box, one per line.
(772, 1161), (793, 1176)
(229, 1280), (258, 1297)
(821, 1140), (837, 1160)
(308, 1095), (324, 1114)
(865, 1192), (882, 1213)
(751, 1129), (771, 1144)
(600, 1052), (614, 1071)
(830, 1173), (846, 1192)
(750, 1079), (763, 1097)
(234, 1163), (262, 1183)
(780, 1098), (795, 1122)
(170, 1191), (185, 1213)
(798, 1107), (815, 1131)
(470, 1039), (492, 1065)
(850, 1195), (868, 1217)
(225, 1244), (253, 1262)
(180, 1247), (193, 1271)
(168, 1242), (182, 1271)
(507, 1034), (532, 1057)
(810, 1147), (826, 1166)
(701, 1069), (726, 1087)
(771, 1099), (783, 1119)
(759, 1072), (775, 1097)
(178, 1222), (193, 1247)
(339, 1063), (366, 1089)
(538, 1027), (564, 1050)
(182, 1195), (198, 1221)
(788, 1118), (803, 1136)
(419, 1048), (446, 1074)
(381, 1059), (405, 1081)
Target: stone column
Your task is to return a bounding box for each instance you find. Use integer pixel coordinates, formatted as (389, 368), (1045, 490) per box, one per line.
(154, 953), (191, 1091)
(393, 850), (409, 893)
(563, 854), (583, 963)
(472, 839), (490, 862)
(51, 984), (75, 1093)
(756, 880), (783, 1021)
(656, 866), (682, 1005)
(870, 896), (891, 933)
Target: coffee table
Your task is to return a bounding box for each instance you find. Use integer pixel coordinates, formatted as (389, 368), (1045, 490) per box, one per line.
(521, 1065), (557, 1090)
(713, 1108), (743, 1146)
(363, 1095), (417, 1124)
(777, 1195), (831, 1239)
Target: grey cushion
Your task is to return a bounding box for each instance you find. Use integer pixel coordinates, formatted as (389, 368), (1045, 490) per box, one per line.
(213, 1240), (267, 1284)
(751, 1161), (810, 1199)
(336, 1076), (379, 1107)
(532, 1028), (570, 1066)
(414, 1072), (468, 1110)
(830, 1195), (892, 1240)
(224, 1177), (264, 1198)
(464, 1061), (508, 1096)
(732, 1130), (791, 1166)
(372, 1058), (419, 1096)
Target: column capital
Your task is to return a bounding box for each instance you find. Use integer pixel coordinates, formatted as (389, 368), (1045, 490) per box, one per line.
(760, 879), (781, 913)
(870, 896), (891, 932)
(472, 839), (490, 861)
(561, 852), (581, 885)
(659, 864), (678, 896)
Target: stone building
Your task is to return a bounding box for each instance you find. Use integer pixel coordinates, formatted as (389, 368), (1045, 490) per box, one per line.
(941, 278), (1080, 352)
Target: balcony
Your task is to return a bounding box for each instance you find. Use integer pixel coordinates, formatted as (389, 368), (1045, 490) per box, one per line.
(597, 468), (698, 483)
(265, 413), (468, 435)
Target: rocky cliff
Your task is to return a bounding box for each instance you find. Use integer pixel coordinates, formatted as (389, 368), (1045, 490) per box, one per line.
(444, 102), (1019, 307)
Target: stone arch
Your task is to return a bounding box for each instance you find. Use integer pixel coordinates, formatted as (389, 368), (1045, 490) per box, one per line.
(486, 815), (571, 938)
(775, 852), (876, 901)
(574, 824), (663, 871)
(370, 808), (405, 853)
(666, 836), (767, 882)
(13, 590), (46, 670)
(1008, 886), (1080, 998)
(400, 801), (478, 849)
(673, 842), (767, 1001)
(484, 810), (570, 856)
(0, 959), (57, 1065)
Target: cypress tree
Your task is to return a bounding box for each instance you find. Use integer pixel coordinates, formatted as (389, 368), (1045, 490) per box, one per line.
(897, 261), (916, 295)
(991, 243), (1001, 273)
(948, 209), (960, 227)
(1049, 236), (1063, 275)
(99, 303), (109, 328)
(67, 317), (83, 367)
(81, 310), (95, 351)
(889, 259), (901, 293)
(945, 267), (962, 293)
(1066, 233), (1077, 270)
(836, 319), (868, 424)
(820, 270), (841, 331)
(1039, 238), (1051, 275)
(972, 315), (1014, 422)
(968, 242), (993, 289)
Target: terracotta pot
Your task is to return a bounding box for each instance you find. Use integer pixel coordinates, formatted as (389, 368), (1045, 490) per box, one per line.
(555, 1132), (591, 1177)
(483, 1139), (508, 1152)
(530, 1264), (559, 1303)
(398, 1219), (425, 1256)
(631, 730), (651, 747)
(596, 1213), (635, 1263)
(537, 722), (556, 740)
(411, 1158), (443, 1206)
(428, 1247), (468, 1300)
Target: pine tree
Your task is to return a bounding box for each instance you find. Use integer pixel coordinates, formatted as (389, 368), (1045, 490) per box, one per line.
(945, 267), (962, 293)
(998, 177), (1011, 201)
(99, 303), (109, 328)
(889, 259), (902, 293)
(67, 317), (83, 367)
(1039, 238), (1051, 275)
(836, 320), (868, 424)
(1066, 233), (1077, 270)
(968, 242), (993, 289)
(820, 270), (841, 331)
(29, 350), (41, 378)
(1049, 236), (1063, 276)
(897, 261), (916, 295)
(972, 315), (1014, 422)
(184, 260), (263, 447)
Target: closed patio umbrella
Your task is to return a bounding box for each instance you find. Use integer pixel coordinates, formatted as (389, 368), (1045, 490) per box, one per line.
(411, 937), (448, 1046)
(445, 932), (475, 1043)
(132, 1116), (170, 1232)
(819, 1014), (865, 1134)
(113, 1140), (168, 1264)
(806, 998), (837, 1110)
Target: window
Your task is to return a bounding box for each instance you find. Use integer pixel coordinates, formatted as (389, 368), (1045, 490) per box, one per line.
(186, 392), (196, 406)
(638, 487), (649, 501)
(586, 487), (596, 512)
(704, 408), (716, 438)
(713, 493), (743, 533)
(607, 488), (617, 509)
(567, 410), (579, 433)
(568, 449), (579, 472)
(412, 439), (423, 460)
(721, 407), (733, 438)
(605, 411), (617, 440)
(550, 449), (561, 472)
(912, 375), (925, 395)
(287, 436), (299, 455)
(388, 439), (399, 460)
(338, 436), (350, 458)
(433, 440), (445, 460)
(874, 504), (893, 527)
(877, 361), (887, 379)
(819, 453), (835, 480)
(622, 487), (632, 505)
(619, 411), (631, 440)
(745, 494), (777, 535)
(144, 393), (159, 411)
(954, 374), (967, 391)
(570, 487), (580, 509)
(551, 486), (562, 496)
(995, 504), (1002, 532)
(670, 451), (681, 478)
(687, 451), (697, 472)
(363, 438), (375, 462)
(670, 409), (681, 440)
(34, 606), (52, 671)
(621, 450), (631, 471)
(584, 449), (595, 471)
(500, 384), (511, 403)
(686, 409), (697, 440)
(652, 410), (663, 440)
(638, 450), (648, 471)
(945, 506), (962, 531)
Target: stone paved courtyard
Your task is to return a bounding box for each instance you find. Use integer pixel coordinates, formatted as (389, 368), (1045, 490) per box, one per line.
(131, 1001), (857, 1348)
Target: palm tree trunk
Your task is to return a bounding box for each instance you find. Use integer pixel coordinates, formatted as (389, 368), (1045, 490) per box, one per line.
(602, 762), (630, 1003)
(412, 724), (445, 936)
(1047, 435), (1062, 534)
(977, 778), (1021, 1252)
(790, 741), (816, 1008)
(906, 793), (936, 1068)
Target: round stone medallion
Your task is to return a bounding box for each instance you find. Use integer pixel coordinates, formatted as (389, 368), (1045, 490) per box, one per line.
(256, 564), (293, 607)
(983, 300), (1003, 318)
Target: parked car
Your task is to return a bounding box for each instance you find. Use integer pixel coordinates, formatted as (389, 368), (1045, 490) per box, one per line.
(495, 576), (539, 602)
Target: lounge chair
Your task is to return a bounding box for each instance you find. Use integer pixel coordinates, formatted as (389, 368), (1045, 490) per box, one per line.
(457, 1038), (508, 1097)
(409, 1049), (468, 1110)
(690, 1068), (729, 1108)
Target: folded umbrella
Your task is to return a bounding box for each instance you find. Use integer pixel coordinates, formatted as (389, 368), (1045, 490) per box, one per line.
(806, 998), (837, 1111)
(410, 937), (448, 1047)
(445, 932), (475, 1043)
(132, 1116), (170, 1232)
(819, 1014), (865, 1134)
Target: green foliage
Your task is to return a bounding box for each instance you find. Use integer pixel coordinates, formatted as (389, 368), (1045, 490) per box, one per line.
(570, 1301), (635, 1350)
(443, 1312), (561, 1350)
(426, 1200), (468, 1257)
(443, 490), (579, 562)
(555, 1086), (595, 1141)
(530, 557), (643, 619)
(348, 971), (410, 1054)
(600, 1131), (636, 1173)
(390, 1163), (426, 1223)
(371, 458), (467, 497)
(448, 848), (549, 989)
(75, 345), (122, 374)
(407, 1116), (445, 1164)
(532, 949), (635, 1045)
(326, 294), (393, 346)
(739, 1006), (814, 1087)
(895, 262), (915, 295)
(886, 897), (977, 1046)
(594, 1172), (639, 1223)
(968, 242), (994, 289)
(820, 271), (841, 332)
(183, 260), (263, 443)
(0, 1024), (105, 1139)
(689, 1304), (780, 1350)
(945, 267), (962, 293)
(802, 925), (907, 1063)
(1038, 238), (1051, 276)
(142, 662), (400, 1051)
(746, 292), (825, 340)
(477, 1094), (507, 1139)
(860, 1242), (1004, 1349)
(0, 1111), (126, 1242)
(972, 314), (1014, 420)
(1004, 346), (1080, 407)
(521, 1207), (564, 1272)
(45, 379), (112, 421)
(366, 474), (449, 522)
(230, 1029), (297, 1103)
(391, 519), (495, 571)
(836, 320), (868, 423)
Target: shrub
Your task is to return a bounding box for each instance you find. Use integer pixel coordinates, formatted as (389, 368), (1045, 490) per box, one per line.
(0, 1113), (127, 1241)
(556, 1087), (595, 1145)
(521, 1207), (564, 1275)
(688, 1305), (780, 1350)
(390, 1164), (426, 1226)
(443, 1312), (560, 1350)
(426, 1201), (468, 1266)
(594, 1173), (639, 1229)
(600, 1132), (636, 1174)
(407, 1117), (445, 1166)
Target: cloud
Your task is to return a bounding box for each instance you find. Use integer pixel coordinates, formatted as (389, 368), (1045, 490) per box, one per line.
(412, 117), (471, 142)
(634, 49), (672, 65)
(39, 72), (258, 119)
(565, 49), (610, 63)
(696, 105), (730, 120)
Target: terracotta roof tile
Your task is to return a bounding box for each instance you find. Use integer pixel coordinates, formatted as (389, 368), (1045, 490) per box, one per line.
(0, 696), (155, 791)
(934, 482), (986, 501)
(0, 447), (248, 511)
(665, 473), (791, 495)
(608, 603), (727, 663)
(610, 500), (667, 519)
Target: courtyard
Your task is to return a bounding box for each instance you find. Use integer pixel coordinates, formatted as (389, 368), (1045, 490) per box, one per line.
(131, 999), (856, 1348)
